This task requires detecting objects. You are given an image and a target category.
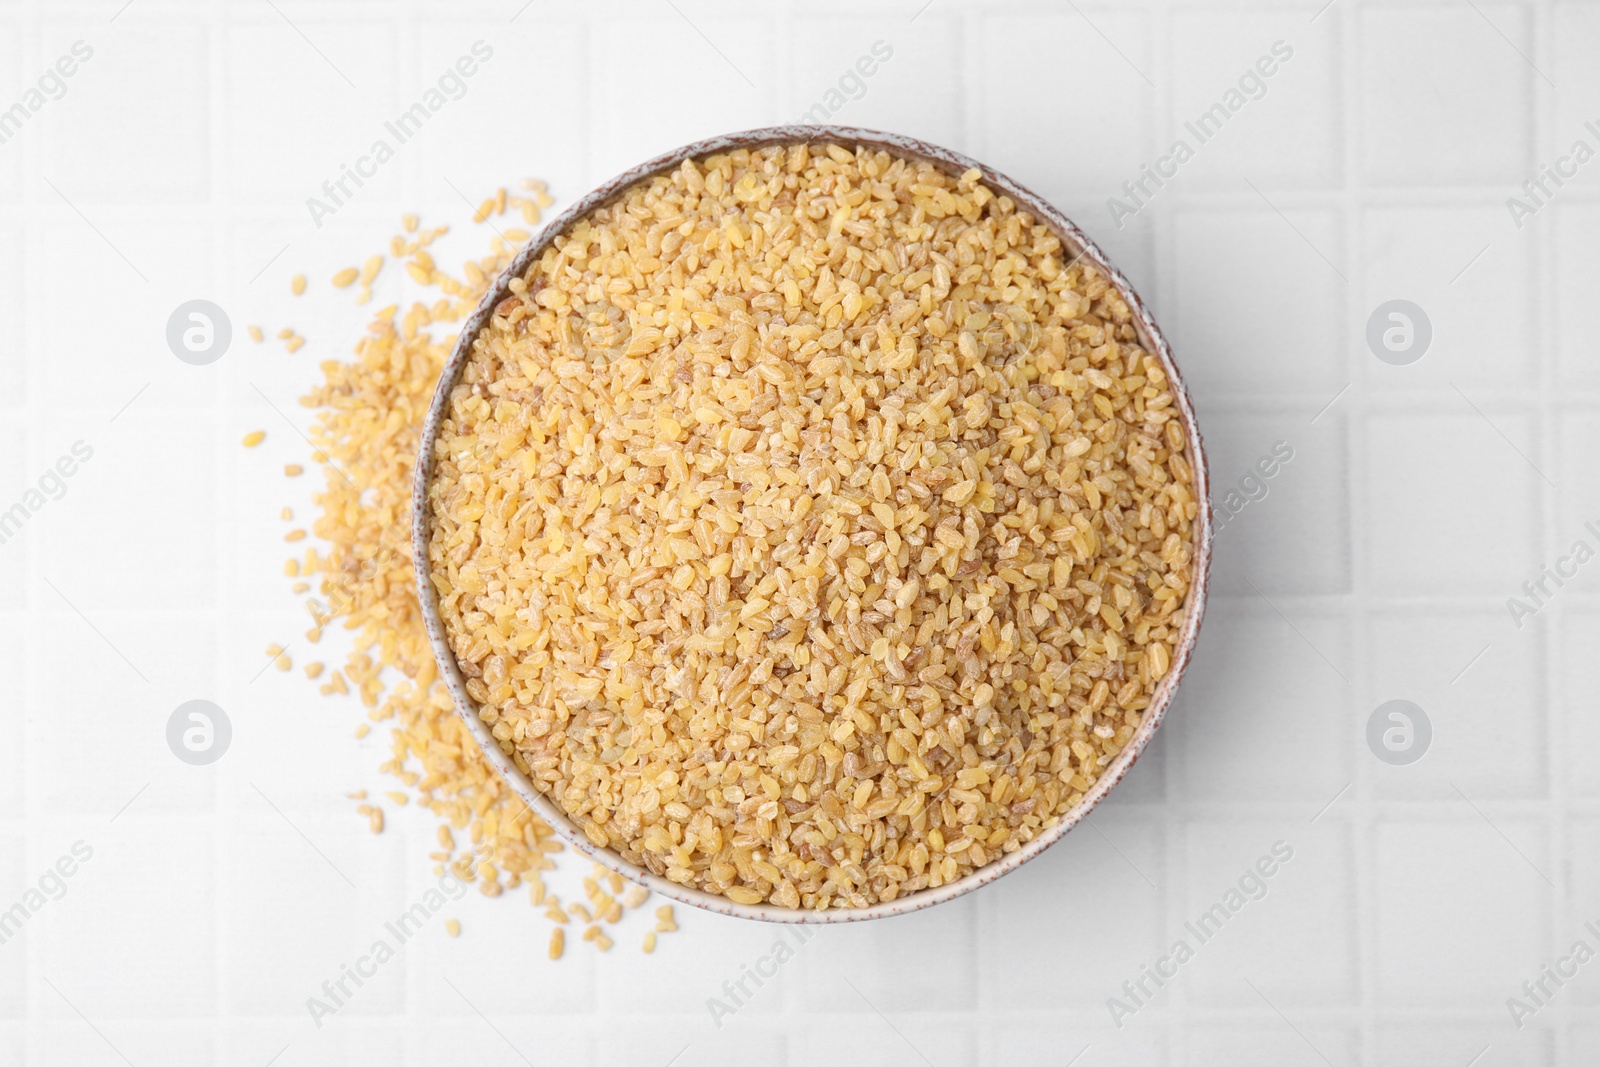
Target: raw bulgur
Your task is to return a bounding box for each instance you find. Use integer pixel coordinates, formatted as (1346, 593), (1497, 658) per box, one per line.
(426, 143), (1196, 910)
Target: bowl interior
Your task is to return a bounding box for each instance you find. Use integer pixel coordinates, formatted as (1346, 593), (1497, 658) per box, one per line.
(411, 125), (1214, 923)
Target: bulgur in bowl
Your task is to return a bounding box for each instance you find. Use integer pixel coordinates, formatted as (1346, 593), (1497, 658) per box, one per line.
(413, 126), (1212, 922)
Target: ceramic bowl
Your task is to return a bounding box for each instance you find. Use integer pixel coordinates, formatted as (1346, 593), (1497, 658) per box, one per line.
(412, 125), (1213, 923)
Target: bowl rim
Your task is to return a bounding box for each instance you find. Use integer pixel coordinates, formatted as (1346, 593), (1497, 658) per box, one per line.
(411, 124), (1214, 924)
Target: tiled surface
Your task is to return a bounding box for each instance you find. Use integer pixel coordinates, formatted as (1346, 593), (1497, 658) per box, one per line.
(1, 0), (1594, 1064)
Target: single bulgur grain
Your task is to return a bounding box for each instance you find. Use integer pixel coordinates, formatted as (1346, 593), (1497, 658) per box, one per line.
(249, 325), (264, 343)
(241, 430), (265, 448)
(285, 463), (303, 477)
(332, 267), (359, 288)
(642, 931), (657, 953)
(445, 918), (461, 937)
(305, 662), (324, 679)
(291, 274), (307, 295)
(549, 927), (564, 959)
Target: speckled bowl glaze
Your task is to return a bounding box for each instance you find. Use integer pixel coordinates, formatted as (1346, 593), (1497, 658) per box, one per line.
(413, 126), (1213, 924)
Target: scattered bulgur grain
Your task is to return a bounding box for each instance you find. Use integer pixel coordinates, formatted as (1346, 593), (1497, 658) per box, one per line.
(594, 933), (613, 952)
(291, 273), (307, 295)
(402, 213), (419, 233)
(354, 723), (370, 738)
(241, 430), (265, 448)
(331, 266), (359, 288)
(445, 919), (461, 937)
(581, 924), (600, 942)
(285, 529), (306, 542)
(249, 325), (264, 343)
(286, 335), (306, 353)
(305, 661), (323, 679)
(623, 885), (649, 909)
(426, 144), (1195, 910)
(277, 327), (294, 340)
(280, 506), (293, 521)
(549, 928), (564, 960)
(642, 931), (657, 954)
(386, 791), (409, 806)
(360, 255), (384, 286)
(284, 464), (303, 476)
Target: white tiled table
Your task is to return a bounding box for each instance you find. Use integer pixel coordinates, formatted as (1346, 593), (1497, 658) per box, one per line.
(1, 1), (1594, 1064)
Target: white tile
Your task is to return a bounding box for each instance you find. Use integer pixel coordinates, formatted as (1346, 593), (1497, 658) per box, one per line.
(1368, 608), (1544, 799)
(1168, 12), (1339, 188)
(223, 18), (400, 205)
(604, 1021), (774, 1067)
(1357, 5), (1530, 186)
(1182, 1023), (1357, 1067)
(995, 1018), (1166, 1067)
(217, 815), (411, 1017)
(1553, 203), (1600, 391)
(40, 24), (208, 203)
(592, 13), (776, 181)
(1182, 824), (1357, 1008)
(1375, 1023), (1549, 1067)
(0, 425), (28, 606)
(0, 830), (25, 1018)
(0, 618), (22, 817)
(1550, 5), (1600, 199)
(26, 610), (216, 817)
(36, 824), (216, 1018)
(796, 892), (976, 1013)
(1173, 602), (1353, 803)
(416, 20), (590, 204)
(1360, 205), (1536, 391)
(0, 221), (21, 405)
(1363, 411), (1542, 596)
(1374, 820), (1550, 1005)
(1170, 206), (1346, 400)
(0, 28), (22, 202)
(978, 11), (1153, 196)
(983, 819), (1166, 1008)
(791, 14), (968, 154)
(1560, 611), (1600, 799)
(36, 219), (217, 409)
(789, 1015), (973, 1067)
(405, 1018), (589, 1067)
(1206, 412), (1350, 596)
(40, 410), (217, 611)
